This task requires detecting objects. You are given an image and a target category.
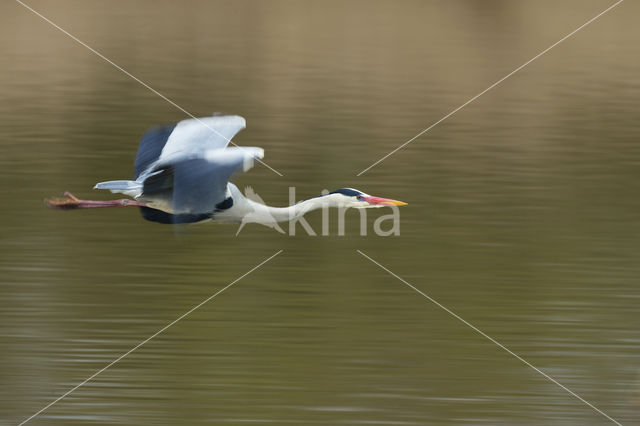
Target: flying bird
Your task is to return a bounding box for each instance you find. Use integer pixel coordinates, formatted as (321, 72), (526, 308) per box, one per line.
(46, 115), (407, 227)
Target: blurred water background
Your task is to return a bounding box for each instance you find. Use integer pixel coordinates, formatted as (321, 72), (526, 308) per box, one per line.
(1, 0), (639, 424)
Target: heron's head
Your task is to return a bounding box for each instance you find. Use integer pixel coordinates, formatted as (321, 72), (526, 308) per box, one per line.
(326, 188), (407, 208)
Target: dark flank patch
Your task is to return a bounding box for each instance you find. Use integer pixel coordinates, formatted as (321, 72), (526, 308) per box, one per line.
(215, 196), (234, 211)
(329, 188), (363, 197)
(133, 123), (177, 179)
(138, 207), (211, 224)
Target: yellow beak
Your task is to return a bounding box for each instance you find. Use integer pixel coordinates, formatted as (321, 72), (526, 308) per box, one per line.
(364, 196), (408, 206)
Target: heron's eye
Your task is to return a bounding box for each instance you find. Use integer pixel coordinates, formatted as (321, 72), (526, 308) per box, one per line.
(356, 195), (364, 201)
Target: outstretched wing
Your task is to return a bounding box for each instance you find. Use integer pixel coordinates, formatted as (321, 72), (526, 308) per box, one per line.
(133, 114), (246, 179)
(144, 147), (264, 216)
(133, 124), (176, 179)
(160, 114), (246, 160)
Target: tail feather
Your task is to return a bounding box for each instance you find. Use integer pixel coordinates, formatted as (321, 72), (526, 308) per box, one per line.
(94, 180), (143, 197)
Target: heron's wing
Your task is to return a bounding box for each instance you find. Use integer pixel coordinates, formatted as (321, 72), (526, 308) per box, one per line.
(133, 124), (177, 179)
(159, 115), (246, 161)
(133, 115), (246, 179)
(155, 146), (263, 215)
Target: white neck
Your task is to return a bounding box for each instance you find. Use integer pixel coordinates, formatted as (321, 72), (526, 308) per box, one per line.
(220, 185), (356, 225)
(246, 196), (338, 223)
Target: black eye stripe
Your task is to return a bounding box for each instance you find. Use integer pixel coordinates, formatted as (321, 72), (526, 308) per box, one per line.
(329, 188), (363, 197)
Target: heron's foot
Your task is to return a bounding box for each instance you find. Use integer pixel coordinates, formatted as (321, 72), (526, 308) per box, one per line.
(45, 192), (82, 209)
(63, 191), (80, 202)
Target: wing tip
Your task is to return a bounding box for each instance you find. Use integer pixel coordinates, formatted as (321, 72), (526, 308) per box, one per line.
(243, 147), (264, 171)
(210, 113), (246, 129)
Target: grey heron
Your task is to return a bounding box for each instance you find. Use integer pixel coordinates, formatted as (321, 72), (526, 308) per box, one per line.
(46, 115), (407, 226)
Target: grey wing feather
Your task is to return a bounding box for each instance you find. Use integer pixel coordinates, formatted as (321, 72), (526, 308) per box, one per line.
(133, 123), (176, 179)
(162, 147), (264, 215)
(159, 115), (246, 161)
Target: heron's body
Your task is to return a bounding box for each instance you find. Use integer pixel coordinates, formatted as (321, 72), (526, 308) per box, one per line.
(46, 115), (406, 227)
